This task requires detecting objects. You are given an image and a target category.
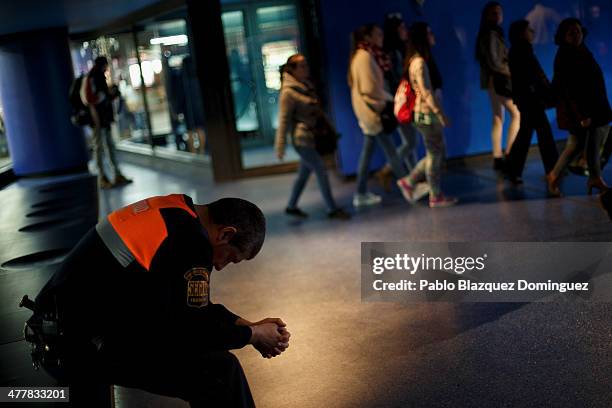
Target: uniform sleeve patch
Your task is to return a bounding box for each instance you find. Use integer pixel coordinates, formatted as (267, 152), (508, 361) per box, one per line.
(184, 267), (210, 308)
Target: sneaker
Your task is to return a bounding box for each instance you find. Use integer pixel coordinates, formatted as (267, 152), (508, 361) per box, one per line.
(353, 193), (382, 208)
(285, 207), (308, 218)
(327, 208), (351, 220)
(114, 174), (133, 185)
(398, 180), (431, 204)
(397, 177), (418, 203)
(429, 194), (458, 208)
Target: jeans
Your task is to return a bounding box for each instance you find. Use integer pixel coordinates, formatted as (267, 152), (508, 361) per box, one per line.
(552, 125), (607, 180)
(356, 132), (408, 195)
(93, 126), (121, 180)
(397, 123), (419, 172)
(407, 122), (446, 196)
(288, 145), (338, 211)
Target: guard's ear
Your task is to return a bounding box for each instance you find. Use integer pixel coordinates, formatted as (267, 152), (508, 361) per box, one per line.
(216, 226), (237, 245)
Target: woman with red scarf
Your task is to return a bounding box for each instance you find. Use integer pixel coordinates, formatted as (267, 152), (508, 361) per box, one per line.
(348, 24), (412, 208)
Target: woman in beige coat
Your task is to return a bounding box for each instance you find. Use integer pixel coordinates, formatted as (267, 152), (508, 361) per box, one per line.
(348, 24), (412, 208)
(275, 54), (350, 220)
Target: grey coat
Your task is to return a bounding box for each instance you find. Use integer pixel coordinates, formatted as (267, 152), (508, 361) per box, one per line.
(275, 73), (319, 156)
(478, 30), (511, 89)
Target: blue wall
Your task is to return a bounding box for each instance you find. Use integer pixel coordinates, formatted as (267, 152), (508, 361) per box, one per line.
(0, 27), (88, 176)
(319, 0), (612, 175)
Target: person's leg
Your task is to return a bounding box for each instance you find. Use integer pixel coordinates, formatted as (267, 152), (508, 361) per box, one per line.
(417, 124), (446, 197)
(102, 127), (119, 177)
(397, 124), (419, 172)
(293, 146), (338, 211)
(185, 352), (255, 408)
(91, 125), (106, 179)
(500, 95), (521, 154)
(506, 109), (534, 179)
(107, 349), (255, 408)
(487, 85), (505, 159)
(374, 132), (408, 178)
(356, 136), (375, 195)
(601, 126), (612, 169)
(49, 340), (113, 408)
(532, 109), (559, 175)
(585, 125), (605, 180)
(550, 132), (585, 179)
(288, 156), (312, 210)
(104, 127), (132, 184)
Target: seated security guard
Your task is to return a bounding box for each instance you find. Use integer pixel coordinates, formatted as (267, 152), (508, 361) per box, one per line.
(33, 194), (290, 407)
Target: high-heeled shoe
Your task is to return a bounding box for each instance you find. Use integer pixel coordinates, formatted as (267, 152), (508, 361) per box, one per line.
(546, 173), (561, 197)
(587, 177), (609, 195)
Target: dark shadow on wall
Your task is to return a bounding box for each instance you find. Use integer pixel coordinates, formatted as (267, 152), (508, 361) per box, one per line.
(433, 11), (472, 157)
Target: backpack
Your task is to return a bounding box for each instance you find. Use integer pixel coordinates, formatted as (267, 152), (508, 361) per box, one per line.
(79, 74), (99, 106)
(393, 77), (416, 124)
(68, 75), (92, 126)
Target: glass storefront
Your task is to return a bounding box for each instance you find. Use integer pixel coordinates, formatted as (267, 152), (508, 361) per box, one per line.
(67, 0), (310, 176)
(222, 2), (303, 168)
(70, 18), (207, 159)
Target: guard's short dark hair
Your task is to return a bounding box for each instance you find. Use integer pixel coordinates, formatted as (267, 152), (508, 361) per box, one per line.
(207, 198), (266, 259)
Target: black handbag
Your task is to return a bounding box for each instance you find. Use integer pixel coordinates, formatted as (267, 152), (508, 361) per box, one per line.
(380, 101), (398, 134)
(492, 72), (512, 98)
(312, 113), (339, 156)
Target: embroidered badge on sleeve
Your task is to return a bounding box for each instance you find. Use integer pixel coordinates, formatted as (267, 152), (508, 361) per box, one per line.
(184, 267), (210, 308)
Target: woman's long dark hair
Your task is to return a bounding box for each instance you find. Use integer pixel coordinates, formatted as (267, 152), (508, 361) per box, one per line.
(554, 18), (587, 46)
(508, 20), (530, 47)
(383, 15), (405, 55)
(347, 24), (378, 87)
(405, 22), (443, 90)
(475, 1), (503, 61)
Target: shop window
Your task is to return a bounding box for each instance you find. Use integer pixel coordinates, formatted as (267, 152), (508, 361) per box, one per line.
(222, 2), (302, 168)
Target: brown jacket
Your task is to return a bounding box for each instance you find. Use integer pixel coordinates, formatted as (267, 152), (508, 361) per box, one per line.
(275, 73), (319, 157)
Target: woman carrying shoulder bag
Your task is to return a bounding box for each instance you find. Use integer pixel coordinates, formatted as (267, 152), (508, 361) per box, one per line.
(275, 54), (350, 220)
(398, 22), (457, 208)
(349, 24), (412, 208)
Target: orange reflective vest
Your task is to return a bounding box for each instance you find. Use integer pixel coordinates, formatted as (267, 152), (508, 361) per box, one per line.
(106, 194), (198, 271)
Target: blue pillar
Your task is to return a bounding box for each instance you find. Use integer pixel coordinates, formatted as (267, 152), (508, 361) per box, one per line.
(0, 27), (88, 176)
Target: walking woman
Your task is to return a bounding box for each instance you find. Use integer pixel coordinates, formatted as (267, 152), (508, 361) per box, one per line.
(398, 22), (457, 208)
(275, 54), (350, 219)
(381, 14), (419, 176)
(348, 24), (411, 208)
(476, 2), (520, 170)
(546, 18), (611, 196)
(505, 20), (559, 184)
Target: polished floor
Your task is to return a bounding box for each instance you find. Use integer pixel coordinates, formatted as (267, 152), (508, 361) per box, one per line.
(1, 149), (611, 407)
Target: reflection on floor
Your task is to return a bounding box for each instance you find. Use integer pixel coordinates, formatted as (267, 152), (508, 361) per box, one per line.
(242, 144), (299, 168)
(0, 157), (10, 171)
(1, 152), (611, 407)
